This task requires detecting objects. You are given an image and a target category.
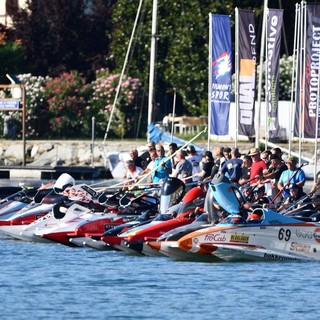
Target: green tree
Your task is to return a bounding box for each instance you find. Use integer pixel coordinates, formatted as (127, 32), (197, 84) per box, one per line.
(110, 0), (263, 124)
(0, 25), (32, 83)
(10, 0), (115, 78)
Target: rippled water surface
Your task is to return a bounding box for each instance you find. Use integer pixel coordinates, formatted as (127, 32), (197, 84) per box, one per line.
(0, 179), (318, 319)
(0, 235), (318, 320)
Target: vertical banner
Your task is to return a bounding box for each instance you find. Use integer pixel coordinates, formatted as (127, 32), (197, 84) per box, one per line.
(209, 14), (232, 135)
(294, 3), (304, 138)
(266, 8), (283, 140)
(238, 9), (256, 137)
(300, 3), (320, 138)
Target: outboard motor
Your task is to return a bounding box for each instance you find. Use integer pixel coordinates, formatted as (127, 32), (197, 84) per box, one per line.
(159, 177), (185, 214)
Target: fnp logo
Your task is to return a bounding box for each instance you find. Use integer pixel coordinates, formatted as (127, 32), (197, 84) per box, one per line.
(213, 52), (232, 79)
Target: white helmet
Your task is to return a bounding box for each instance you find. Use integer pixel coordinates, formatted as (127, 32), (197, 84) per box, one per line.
(53, 173), (75, 194)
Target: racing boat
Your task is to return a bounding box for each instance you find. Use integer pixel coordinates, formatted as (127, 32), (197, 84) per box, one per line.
(143, 184), (220, 259)
(0, 187), (39, 222)
(176, 175), (320, 261)
(0, 185), (57, 227)
(25, 176), (160, 246)
(0, 174), (75, 240)
(143, 212), (213, 259)
(102, 178), (206, 255)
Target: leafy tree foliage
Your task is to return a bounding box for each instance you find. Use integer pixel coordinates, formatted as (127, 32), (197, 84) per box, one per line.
(44, 71), (91, 138)
(1, 0), (303, 139)
(10, 0), (115, 78)
(88, 69), (142, 139)
(110, 0), (264, 121)
(0, 25), (32, 83)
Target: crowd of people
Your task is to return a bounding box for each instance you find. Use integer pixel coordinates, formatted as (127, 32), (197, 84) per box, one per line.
(122, 142), (320, 215)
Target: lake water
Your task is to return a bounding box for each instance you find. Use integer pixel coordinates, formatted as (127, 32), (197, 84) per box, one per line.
(0, 235), (319, 320)
(0, 178), (318, 320)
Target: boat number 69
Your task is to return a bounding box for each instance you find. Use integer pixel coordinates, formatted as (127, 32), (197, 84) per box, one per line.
(278, 228), (291, 241)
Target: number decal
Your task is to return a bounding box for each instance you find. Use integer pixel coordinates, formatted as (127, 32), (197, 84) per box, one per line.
(278, 228), (291, 241)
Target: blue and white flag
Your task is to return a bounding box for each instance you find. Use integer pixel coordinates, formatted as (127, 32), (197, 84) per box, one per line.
(209, 14), (232, 136)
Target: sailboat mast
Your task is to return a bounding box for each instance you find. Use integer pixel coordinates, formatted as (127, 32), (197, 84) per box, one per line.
(147, 0), (158, 141)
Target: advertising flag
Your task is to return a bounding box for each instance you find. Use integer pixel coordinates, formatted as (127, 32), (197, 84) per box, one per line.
(298, 4), (320, 138)
(266, 8), (283, 140)
(209, 14), (232, 135)
(238, 9), (256, 137)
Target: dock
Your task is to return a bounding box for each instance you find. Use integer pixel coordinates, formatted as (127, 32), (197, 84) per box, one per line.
(0, 165), (112, 180)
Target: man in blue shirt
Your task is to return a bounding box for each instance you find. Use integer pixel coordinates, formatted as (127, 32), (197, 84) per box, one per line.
(277, 156), (305, 200)
(152, 144), (172, 183)
(219, 147), (243, 184)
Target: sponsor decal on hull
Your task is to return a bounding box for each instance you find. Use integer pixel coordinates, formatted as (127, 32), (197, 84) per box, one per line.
(203, 233), (227, 242)
(314, 228), (320, 243)
(263, 253), (298, 261)
(230, 234), (249, 243)
(296, 229), (313, 239)
(290, 242), (311, 253)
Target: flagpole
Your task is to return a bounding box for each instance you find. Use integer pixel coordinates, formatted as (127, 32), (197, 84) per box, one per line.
(208, 13), (212, 150)
(256, 0), (268, 148)
(289, 3), (300, 156)
(299, 1), (307, 163)
(147, 0), (158, 141)
(170, 88), (176, 143)
(264, 8), (269, 149)
(235, 8), (239, 148)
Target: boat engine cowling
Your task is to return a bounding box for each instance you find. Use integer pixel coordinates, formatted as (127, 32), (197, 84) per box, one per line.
(159, 177), (185, 214)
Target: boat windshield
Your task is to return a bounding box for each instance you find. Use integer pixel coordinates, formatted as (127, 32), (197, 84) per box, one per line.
(218, 214), (247, 226)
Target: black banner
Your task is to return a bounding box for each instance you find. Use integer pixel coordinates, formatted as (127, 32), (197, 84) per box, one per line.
(238, 9), (256, 137)
(266, 9), (283, 140)
(300, 4), (320, 138)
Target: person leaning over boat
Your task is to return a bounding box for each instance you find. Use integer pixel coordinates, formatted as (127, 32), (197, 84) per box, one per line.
(152, 144), (172, 183)
(277, 156), (306, 200)
(129, 148), (145, 169)
(261, 150), (271, 168)
(261, 154), (287, 206)
(248, 147), (267, 185)
(194, 151), (214, 181)
(218, 147), (243, 185)
(140, 141), (156, 169)
(271, 147), (284, 162)
(251, 185), (270, 207)
(139, 150), (157, 183)
(125, 160), (143, 185)
(186, 145), (202, 182)
(167, 142), (178, 169)
(171, 150), (193, 184)
(277, 183), (312, 213)
(207, 146), (226, 180)
(238, 155), (252, 185)
(223, 147), (231, 160)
